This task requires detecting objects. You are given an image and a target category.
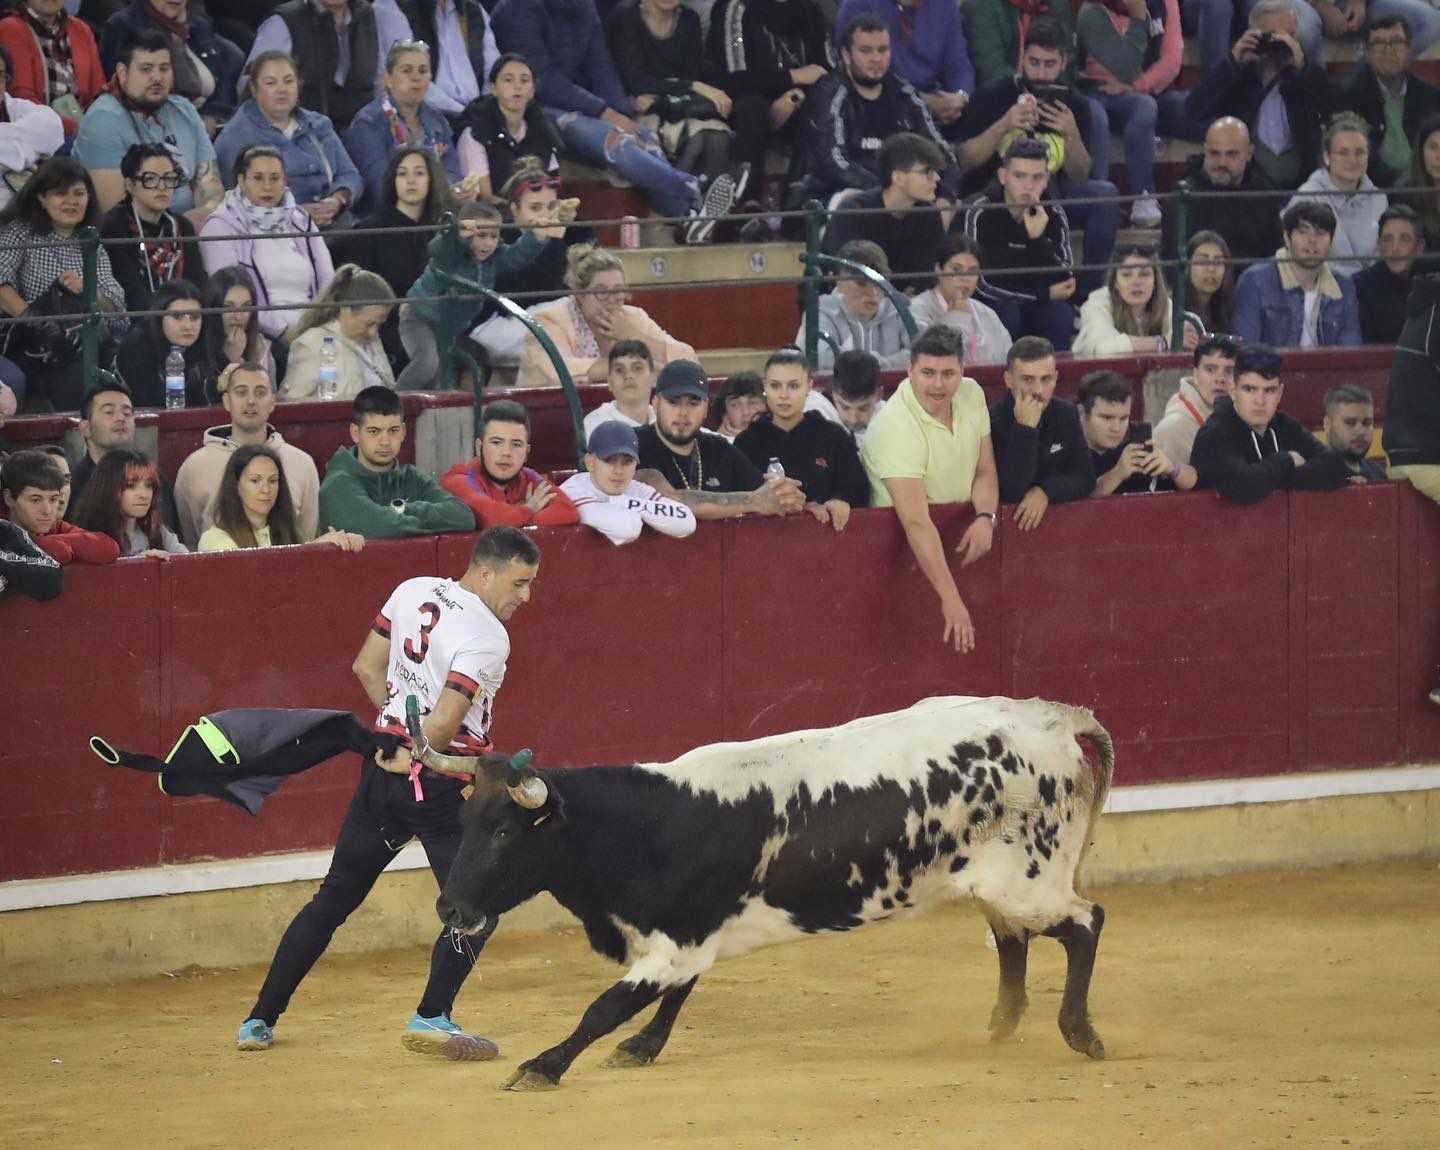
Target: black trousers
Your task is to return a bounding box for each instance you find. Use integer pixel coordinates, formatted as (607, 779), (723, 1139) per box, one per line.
(248, 762), (494, 1026)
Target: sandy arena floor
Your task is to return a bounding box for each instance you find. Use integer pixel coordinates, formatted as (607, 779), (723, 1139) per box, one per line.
(4, 860), (1438, 1149)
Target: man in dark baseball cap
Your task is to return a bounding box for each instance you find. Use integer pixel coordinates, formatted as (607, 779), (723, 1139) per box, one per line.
(636, 356), (807, 519)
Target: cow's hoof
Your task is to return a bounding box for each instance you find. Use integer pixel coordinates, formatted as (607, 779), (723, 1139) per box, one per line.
(988, 998), (1026, 1041)
(501, 1067), (560, 1092)
(601, 1044), (654, 1069)
(1062, 1027), (1105, 1060)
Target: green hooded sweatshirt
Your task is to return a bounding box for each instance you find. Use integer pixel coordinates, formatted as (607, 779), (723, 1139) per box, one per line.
(317, 446), (477, 539)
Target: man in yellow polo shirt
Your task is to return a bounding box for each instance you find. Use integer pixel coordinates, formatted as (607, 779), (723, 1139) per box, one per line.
(861, 325), (999, 654)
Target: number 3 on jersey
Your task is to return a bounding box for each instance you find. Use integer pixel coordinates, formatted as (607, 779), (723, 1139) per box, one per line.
(404, 601), (442, 663)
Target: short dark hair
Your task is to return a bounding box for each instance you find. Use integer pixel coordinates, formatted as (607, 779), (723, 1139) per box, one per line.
(352, 385), (403, 424)
(1282, 200), (1337, 238)
(763, 346), (809, 375)
(1024, 17), (1070, 55)
(470, 524), (540, 570)
(1324, 384), (1374, 413)
(1006, 335), (1055, 369)
(1193, 334), (1239, 366)
(878, 132), (947, 189)
(935, 233), (981, 267)
(608, 339), (653, 367)
(836, 238), (890, 276)
(120, 142), (176, 181)
(840, 12), (888, 51)
(233, 143), (285, 183)
(1379, 202), (1421, 232)
(81, 381), (135, 421)
(1003, 136), (1050, 166)
(479, 399), (531, 439)
(910, 324), (966, 364)
(1364, 13), (1409, 41)
(1235, 344), (1283, 380)
(1, 450), (64, 497)
(1076, 370), (1131, 411)
(116, 27), (172, 69)
(708, 370), (761, 424)
(488, 51), (532, 86)
(832, 350), (881, 400)
(0, 156), (103, 233)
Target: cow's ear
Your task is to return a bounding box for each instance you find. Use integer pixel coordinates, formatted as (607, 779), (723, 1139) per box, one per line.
(531, 812), (551, 828)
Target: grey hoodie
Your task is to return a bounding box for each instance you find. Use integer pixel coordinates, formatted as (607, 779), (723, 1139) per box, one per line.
(797, 291), (911, 372)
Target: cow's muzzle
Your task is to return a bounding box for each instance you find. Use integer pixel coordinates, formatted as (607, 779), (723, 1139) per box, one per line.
(437, 894), (488, 935)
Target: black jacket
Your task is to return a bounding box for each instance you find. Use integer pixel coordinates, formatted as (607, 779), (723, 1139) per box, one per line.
(1343, 63), (1440, 188)
(394, 0), (490, 96)
(1090, 441), (1177, 495)
(275, 0), (379, 130)
(1192, 395), (1351, 504)
(961, 181), (1073, 306)
(733, 410), (870, 506)
(1383, 275), (1440, 466)
(1352, 260), (1415, 345)
(953, 75), (1097, 195)
(1161, 154), (1285, 266)
(822, 186), (944, 292)
(114, 326), (219, 409)
(607, 0), (705, 98)
(328, 204), (435, 368)
(99, 0), (246, 120)
(457, 96), (564, 196)
(637, 425), (765, 492)
(786, 71), (955, 206)
(1182, 56), (1346, 188)
(705, 0), (833, 101)
(99, 199), (201, 313)
(0, 518), (62, 602)
(989, 393), (1095, 504)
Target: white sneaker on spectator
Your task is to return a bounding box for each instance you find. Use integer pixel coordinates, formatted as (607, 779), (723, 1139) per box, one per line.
(685, 173), (737, 245)
(1130, 194), (1162, 229)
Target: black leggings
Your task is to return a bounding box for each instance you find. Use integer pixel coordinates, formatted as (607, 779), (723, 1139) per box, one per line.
(248, 763), (494, 1026)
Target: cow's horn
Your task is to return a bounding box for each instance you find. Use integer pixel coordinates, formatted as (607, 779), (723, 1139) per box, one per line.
(508, 773), (548, 809)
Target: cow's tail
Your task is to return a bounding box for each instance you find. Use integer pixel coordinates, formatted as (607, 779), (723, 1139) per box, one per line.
(1067, 707), (1114, 884)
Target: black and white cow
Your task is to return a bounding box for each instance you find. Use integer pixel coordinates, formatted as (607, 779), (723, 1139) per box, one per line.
(435, 695), (1115, 1091)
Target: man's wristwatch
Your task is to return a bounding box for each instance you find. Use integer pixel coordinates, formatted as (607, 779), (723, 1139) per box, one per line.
(977, 511), (998, 527)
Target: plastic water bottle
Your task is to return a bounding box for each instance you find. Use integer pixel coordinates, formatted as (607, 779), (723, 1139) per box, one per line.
(764, 457), (786, 484)
(317, 336), (339, 401)
(164, 346), (186, 410)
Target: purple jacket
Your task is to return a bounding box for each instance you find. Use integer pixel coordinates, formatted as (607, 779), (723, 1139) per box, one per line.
(198, 194), (335, 339)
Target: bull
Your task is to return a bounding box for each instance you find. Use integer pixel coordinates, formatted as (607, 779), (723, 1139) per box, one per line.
(432, 695), (1115, 1091)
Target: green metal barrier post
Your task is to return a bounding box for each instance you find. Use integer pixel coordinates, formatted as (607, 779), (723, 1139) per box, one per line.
(802, 200), (825, 371)
(1169, 180), (1189, 352)
(79, 227), (122, 396)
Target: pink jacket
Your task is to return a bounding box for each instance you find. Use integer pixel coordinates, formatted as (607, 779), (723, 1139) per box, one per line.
(1076, 0), (1181, 96)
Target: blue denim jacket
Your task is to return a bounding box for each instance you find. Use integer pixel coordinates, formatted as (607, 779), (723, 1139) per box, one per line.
(1233, 256), (1362, 348)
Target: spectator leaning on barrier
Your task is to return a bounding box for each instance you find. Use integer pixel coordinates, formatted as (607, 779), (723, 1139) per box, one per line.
(906, 234), (1012, 366)
(1073, 244), (1195, 358)
(518, 244), (698, 389)
(1384, 274), (1440, 501)
(1353, 204), (1425, 344)
(734, 346), (869, 531)
(797, 239), (911, 372)
(1153, 333), (1239, 467)
(634, 359), (808, 520)
(99, 142), (199, 314)
(825, 348), (886, 448)
(71, 381), (132, 502)
(1183, 0), (1347, 192)
(1284, 111), (1387, 276)
(199, 442), (365, 551)
(989, 334), (1096, 528)
(821, 132), (949, 295)
(72, 27), (223, 222)
(1344, 15), (1440, 190)
(35, 443), (69, 516)
(438, 398), (579, 529)
(784, 14), (957, 210)
(281, 265), (396, 400)
(0, 0), (105, 137)
(0, 506), (62, 601)
(1192, 343), (1354, 503)
(860, 323), (997, 653)
(560, 418), (696, 545)
(961, 136), (1077, 351)
(709, 370), (764, 441)
(173, 361), (320, 546)
(1, 447), (120, 565)
(1234, 201), (1362, 348)
(317, 386), (476, 539)
(69, 445), (188, 557)
(1161, 117), (1285, 269)
(1322, 384), (1387, 481)
(1077, 369), (1196, 496)
(0, 43), (64, 210)
(583, 339), (658, 441)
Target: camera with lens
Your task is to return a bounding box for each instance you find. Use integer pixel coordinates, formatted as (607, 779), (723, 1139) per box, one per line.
(1253, 31), (1294, 65)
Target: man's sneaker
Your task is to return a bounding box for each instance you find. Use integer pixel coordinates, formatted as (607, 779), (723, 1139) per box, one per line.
(1130, 194), (1162, 229)
(236, 1018), (273, 1051)
(685, 172), (738, 245)
(402, 1012), (499, 1061)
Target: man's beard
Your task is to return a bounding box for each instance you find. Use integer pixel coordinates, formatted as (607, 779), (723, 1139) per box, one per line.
(848, 67), (883, 94)
(129, 91), (168, 113)
(661, 424), (700, 448)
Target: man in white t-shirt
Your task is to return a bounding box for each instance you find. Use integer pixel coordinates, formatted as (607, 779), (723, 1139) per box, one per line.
(582, 340), (659, 441)
(235, 525), (541, 1062)
(561, 420), (696, 545)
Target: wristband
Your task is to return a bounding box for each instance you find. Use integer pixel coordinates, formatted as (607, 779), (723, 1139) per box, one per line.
(976, 511), (998, 526)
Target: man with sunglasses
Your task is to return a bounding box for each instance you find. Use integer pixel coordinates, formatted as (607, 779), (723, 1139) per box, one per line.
(0, 43), (63, 212)
(99, 141), (199, 312)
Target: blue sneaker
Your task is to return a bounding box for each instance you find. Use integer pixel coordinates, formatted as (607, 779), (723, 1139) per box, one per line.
(236, 1018), (273, 1051)
(402, 1012), (499, 1061)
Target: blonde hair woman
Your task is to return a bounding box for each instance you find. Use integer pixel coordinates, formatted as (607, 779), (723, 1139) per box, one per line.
(281, 265), (396, 400)
(516, 243), (697, 388)
(1073, 246), (1196, 357)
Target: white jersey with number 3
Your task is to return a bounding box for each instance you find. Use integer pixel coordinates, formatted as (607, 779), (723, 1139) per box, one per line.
(371, 576), (509, 753)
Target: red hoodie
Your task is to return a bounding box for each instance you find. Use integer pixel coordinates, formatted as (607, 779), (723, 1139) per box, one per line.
(33, 519), (121, 566)
(438, 460), (580, 529)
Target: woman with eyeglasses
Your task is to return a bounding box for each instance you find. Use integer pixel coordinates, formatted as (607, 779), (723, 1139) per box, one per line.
(213, 50), (364, 230)
(1073, 245), (1196, 357)
(99, 142), (200, 313)
(343, 39), (479, 213)
(1184, 230), (1235, 335)
(1284, 111), (1387, 275)
(114, 280), (219, 407)
(456, 53), (564, 208)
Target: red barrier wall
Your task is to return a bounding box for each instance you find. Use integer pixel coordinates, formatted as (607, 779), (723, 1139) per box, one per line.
(3, 484), (1438, 884)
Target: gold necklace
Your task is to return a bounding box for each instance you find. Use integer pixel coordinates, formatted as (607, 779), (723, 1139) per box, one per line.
(671, 443), (702, 489)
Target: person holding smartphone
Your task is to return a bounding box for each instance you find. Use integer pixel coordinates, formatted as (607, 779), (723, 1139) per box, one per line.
(1077, 370), (1197, 496)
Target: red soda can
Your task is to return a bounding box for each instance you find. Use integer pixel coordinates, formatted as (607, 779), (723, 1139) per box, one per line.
(620, 216), (640, 249)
